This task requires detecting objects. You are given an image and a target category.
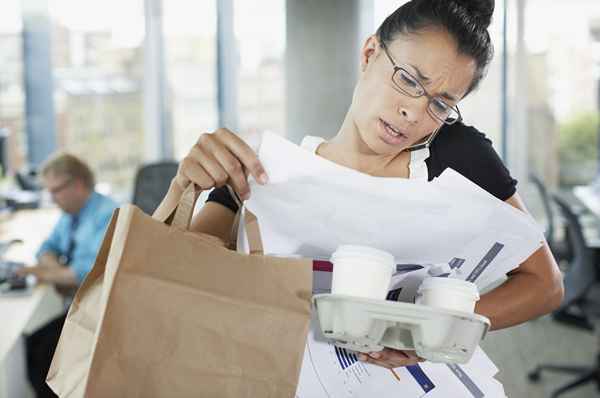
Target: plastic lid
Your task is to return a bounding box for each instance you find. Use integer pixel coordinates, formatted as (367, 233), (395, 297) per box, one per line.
(330, 245), (395, 265)
(418, 277), (479, 299)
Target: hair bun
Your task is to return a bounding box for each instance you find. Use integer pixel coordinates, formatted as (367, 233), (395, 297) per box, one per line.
(453, 0), (494, 28)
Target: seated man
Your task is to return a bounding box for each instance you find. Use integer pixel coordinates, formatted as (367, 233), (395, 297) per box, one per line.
(17, 152), (117, 398)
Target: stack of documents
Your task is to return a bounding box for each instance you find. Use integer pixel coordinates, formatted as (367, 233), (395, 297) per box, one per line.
(239, 132), (544, 397)
(302, 264), (507, 397)
(296, 315), (507, 397)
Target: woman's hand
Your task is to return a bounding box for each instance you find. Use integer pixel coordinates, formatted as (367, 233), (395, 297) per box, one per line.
(175, 128), (268, 200)
(358, 348), (425, 368)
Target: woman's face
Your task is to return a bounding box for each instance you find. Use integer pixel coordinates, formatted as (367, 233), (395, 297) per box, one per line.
(350, 28), (477, 155)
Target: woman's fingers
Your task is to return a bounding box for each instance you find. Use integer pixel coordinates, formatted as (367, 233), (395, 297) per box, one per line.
(190, 146), (229, 188)
(358, 348), (425, 369)
(209, 141), (253, 200)
(213, 128), (268, 185)
(176, 128), (267, 199)
(178, 154), (216, 190)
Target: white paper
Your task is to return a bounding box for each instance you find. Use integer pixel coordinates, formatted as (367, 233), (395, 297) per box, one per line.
(296, 313), (503, 398)
(419, 361), (507, 398)
(297, 267), (502, 397)
(237, 132), (543, 397)
(243, 132), (543, 291)
(295, 313), (430, 398)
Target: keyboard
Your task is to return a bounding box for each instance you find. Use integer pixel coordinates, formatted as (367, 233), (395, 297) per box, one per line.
(0, 260), (29, 294)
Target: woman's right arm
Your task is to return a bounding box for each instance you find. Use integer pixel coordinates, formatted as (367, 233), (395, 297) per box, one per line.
(153, 128), (268, 242)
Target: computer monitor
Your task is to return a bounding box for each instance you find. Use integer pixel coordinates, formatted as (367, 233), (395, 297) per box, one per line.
(0, 128), (10, 177)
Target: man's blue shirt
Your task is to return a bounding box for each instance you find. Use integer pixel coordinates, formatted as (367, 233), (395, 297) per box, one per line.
(36, 191), (118, 283)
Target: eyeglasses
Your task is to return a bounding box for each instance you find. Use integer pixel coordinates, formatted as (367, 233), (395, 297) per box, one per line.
(46, 178), (73, 196)
(380, 40), (462, 125)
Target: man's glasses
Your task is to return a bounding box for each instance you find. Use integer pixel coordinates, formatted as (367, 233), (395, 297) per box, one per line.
(46, 179), (73, 196)
(380, 40), (462, 125)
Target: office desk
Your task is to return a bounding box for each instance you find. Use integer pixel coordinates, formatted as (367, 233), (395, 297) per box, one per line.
(572, 185), (600, 248)
(574, 185), (600, 217)
(0, 209), (63, 398)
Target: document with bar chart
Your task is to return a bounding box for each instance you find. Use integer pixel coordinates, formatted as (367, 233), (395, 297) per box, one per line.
(295, 314), (432, 398)
(295, 314), (505, 397)
(296, 264), (508, 397)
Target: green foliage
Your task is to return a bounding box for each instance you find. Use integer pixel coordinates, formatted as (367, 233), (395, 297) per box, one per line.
(558, 112), (600, 186)
(559, 112), (599, 163)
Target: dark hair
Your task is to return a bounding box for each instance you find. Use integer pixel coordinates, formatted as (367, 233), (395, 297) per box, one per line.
(376, 0), (495, 96)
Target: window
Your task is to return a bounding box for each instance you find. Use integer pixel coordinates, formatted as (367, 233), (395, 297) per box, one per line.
(235, 0), (286, 136)
(164, 1), (219, 159)
(525, 0), (600, 188)
(48, 0), (145, 198)
(0, 1), (26, 174)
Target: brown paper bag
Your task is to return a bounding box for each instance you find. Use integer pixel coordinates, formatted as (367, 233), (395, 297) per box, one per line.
(46, 185), (313, 397)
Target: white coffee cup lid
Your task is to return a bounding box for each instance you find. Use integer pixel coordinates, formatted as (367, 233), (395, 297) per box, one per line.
(418, 277), (479, 300)
(330, 245), (395, 265)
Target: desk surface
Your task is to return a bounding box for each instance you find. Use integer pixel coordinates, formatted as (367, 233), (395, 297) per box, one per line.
(574, 186), (600, 217)
(0, 208), (59, 263)
(572, 186), (600, 248)
(0, 208), (62, 362)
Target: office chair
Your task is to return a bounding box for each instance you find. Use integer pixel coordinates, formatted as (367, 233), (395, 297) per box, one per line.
(3, 169), (41, 211)
(550, 193), (597, 330)
(0, 128), (8, 177)
(15, 169), (41, 191)
(528, 174), (572, 264)
(528, 194), (600, 397)
(0, 239), (23, 259)
(131, 161), (178, 215)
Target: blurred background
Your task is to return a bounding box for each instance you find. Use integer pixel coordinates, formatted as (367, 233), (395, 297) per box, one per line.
(1, 1), (600, 397)
(0, 0), (598, 199)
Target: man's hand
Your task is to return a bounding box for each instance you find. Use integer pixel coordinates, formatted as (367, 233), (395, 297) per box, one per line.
(16, 265), (51, 280)
(37, 252), (62, 268)
(15, 265), (77, 287)
(358, 348), (425, 369)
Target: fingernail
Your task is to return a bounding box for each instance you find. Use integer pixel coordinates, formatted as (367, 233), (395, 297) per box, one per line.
(358, 354), (367, 362)
(369, 352), (381, 359)
(242, 191), (250, 200)
(259, 173), (269, 185)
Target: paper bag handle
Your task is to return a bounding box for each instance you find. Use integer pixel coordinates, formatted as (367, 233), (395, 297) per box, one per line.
(222, 185), (264, 255)
(168, 183), (200, 230)
(157, 184), (264, 254)
(228, 201), (264, 255)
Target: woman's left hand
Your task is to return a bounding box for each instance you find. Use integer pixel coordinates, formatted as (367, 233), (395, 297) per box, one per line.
(358, 348), (425, 368)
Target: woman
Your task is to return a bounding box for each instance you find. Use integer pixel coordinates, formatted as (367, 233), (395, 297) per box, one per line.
(155, 0), (563, 370)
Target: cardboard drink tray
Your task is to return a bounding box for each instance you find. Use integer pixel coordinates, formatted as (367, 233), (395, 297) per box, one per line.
(313, 293), (490, 364)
